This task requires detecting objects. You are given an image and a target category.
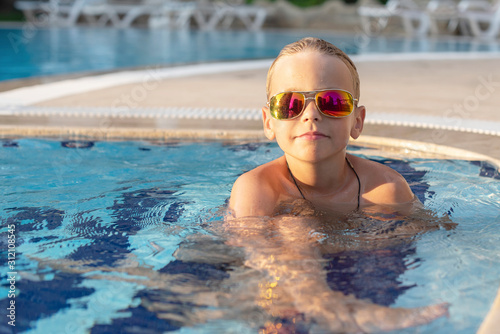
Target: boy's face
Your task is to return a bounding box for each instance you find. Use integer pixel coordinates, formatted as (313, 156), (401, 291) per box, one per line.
(263, 51), (365, 164)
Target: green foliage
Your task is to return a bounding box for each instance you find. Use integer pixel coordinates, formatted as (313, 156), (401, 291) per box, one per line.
(0, 10), (24, 22)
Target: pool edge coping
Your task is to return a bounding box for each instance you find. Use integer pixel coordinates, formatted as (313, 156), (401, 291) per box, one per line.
(2, 126), (499, 169)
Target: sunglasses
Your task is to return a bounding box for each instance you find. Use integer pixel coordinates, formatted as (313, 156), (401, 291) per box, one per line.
(267, 89), (358, 120)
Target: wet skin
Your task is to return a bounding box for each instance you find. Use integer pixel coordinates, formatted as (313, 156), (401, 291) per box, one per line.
(223, 202), (453, 333)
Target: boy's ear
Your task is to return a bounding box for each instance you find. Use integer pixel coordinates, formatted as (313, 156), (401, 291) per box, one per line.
(350, 105), (366, 140)
(262, 107), (276, 140)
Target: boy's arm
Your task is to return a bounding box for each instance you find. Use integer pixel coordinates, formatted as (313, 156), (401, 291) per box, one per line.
(478, 283), (500, 334)
(361, 159), (416, 205)
(375, 170), (415, 203)
(228, 171), (278, 218)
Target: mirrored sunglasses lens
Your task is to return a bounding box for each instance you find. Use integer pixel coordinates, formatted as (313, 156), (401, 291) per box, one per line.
(270, 92), (304, 119)
(316, 90), (354, 117)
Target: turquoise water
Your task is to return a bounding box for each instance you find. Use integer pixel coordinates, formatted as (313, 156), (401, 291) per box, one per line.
(1, 138), (499, 333)
(1, 27), (500, 81)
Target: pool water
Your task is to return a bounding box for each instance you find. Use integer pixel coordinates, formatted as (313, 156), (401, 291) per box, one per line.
(1, 27), (500, 81)
(0, 138), (499, 334)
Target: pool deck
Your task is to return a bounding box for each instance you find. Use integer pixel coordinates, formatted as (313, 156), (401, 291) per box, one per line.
(1, 53), (500, 164)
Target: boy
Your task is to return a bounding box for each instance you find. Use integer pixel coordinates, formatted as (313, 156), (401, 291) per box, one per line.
(225, 38), (448, 332)
(229, 37), (415, 218)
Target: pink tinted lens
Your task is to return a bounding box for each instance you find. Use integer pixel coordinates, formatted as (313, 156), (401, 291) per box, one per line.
(316, 90), (354, 117)
(269, 92), (304, 120)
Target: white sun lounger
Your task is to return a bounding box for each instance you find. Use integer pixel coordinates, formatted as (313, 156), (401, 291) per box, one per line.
(83, 0), (198, 28)
(14, 0), (49, 22)
(358, 0), (438, 36)
(458, 0), (500, 38)
(14, 0), (197, 28)
(426, 0), (461, 34)
(194, 0), (268, 30)
(14, 0), (89, 25)
(15, 0), (265, 29)
(14, 0), (137, 26)
(148, 1), (198, 28)
(82, 0), (152, 28)
(76, 0), (198, 28)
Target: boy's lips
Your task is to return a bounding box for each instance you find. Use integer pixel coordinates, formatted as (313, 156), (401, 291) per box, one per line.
(296, 131), (330, 140)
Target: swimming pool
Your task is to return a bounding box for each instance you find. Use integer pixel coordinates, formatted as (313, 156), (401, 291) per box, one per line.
(1, 138), (499, 333)
(1, 27), (500, 81)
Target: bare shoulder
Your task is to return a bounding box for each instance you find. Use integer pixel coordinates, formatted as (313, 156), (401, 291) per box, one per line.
(349, 154), (415, 205)
(228, 158), (285, 218)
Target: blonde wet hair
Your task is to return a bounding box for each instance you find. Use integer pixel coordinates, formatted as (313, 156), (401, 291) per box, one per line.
(266, 37), (360, 101)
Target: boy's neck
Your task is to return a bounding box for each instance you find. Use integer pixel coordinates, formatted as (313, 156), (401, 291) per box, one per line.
(284, 153), (350, 196)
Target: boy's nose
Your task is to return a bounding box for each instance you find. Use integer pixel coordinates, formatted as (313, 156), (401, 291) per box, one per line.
(301, 98), (322, 122)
